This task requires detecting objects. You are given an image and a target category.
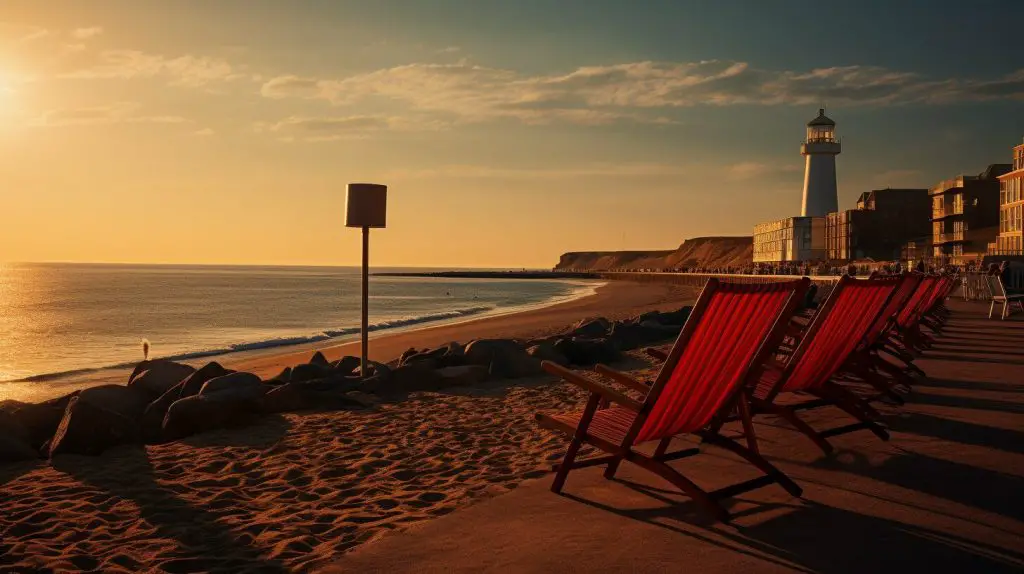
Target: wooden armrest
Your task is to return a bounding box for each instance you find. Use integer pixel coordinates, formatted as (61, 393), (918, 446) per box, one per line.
(645, 348), (668, 361)
(594, 364), (651, 393)
(541, 361), (643, 411)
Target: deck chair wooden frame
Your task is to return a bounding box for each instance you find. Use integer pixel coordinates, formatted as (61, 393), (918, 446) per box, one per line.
(536, 278), (809, 522)
(750, 275), (902, 455)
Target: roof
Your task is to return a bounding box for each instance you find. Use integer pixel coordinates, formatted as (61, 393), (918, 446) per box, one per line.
(807, 108), (835, 126)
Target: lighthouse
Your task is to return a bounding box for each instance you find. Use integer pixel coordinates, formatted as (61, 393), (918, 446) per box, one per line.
(800, 108), (841, 217)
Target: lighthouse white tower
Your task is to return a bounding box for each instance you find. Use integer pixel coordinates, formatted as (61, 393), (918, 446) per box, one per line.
(800, 108), (841, 217)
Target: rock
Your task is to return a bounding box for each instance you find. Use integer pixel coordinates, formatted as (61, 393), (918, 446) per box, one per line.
(465, 339), (543, 379)
(554, 338), (620, 366)
(262, 379), (365, 413)
(199, 372), (264, 401)
(178, 362), (234, 398)
(0, 410), (38, 461)
(77, 384), (148, 423)
(49, 396), (140, 457)
(290, 363), (333, 383)
(161, 394), (259, 441)
(387, 362), (445, 393)
(526, 342), (570, 366)
(436, 365), (490, 387)
(266, 366), (293, 385)
(571, 318), (611, 339)
(607, 322), (679, 351)
(332, 356), (361, 375)
(400, 345), (450, 367)
(1, 393), (79, 450)
(0, 434), (38, 462)
(399, 347), (421, 365)
(127, 360), (196, 399)
(658, 306), (693, 326)
(365, 360), (391, 380)
(309, 351), (331, 368)
(140, 363), (235, 441)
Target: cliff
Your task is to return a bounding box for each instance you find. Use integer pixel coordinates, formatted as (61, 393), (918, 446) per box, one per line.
(554, 236), (753, 271)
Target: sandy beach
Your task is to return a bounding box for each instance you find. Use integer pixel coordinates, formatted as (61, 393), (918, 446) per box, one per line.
(0, 280), (694, 573)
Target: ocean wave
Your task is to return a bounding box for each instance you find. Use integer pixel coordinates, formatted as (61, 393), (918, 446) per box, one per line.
(4, 305), (496, 384)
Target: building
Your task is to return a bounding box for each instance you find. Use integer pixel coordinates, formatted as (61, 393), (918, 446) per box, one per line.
(752, 216), (826, 263)
(824, 188), (930, 262)
(994, 138), (1024, 255)
(930, 164), (1011, 264)
(800, 108), (841, 217)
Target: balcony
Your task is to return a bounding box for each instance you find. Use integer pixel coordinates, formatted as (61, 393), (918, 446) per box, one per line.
(930, 176), (966, 195)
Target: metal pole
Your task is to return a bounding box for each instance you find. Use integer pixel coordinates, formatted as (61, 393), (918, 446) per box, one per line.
(361, 225), (369, 378)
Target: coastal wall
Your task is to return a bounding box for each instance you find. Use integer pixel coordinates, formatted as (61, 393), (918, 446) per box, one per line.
(555, 236), (753, 271)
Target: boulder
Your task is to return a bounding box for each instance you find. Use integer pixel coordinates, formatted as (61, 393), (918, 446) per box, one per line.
(76, 384), (148, 423)
(178, 362), (234, 398)
(607, 322), (679, 351)
(262, 379), (366, 413)
(290, 363), (333, 383)
(387, 362), (445, 393)
(199, 372), (264, 401)
(658, 306), (693, 326)
(161, 394), (259, 441)
(2, 393), (79, 450)
(365, 360), (391, 380)
(0, 434), (38, 462)
(0, 410), (38, 461)
(48, 396), (140, 457)
(399, 347), (421, 365)
(435, 365), (490, 387)
(332, 356), (361, 375)
(554, 338), (620, 366)
(140, 362), (234, 442)
(266, 366), (293, 385)
(465, 339), (543, 379)
(526, 342), (570, 366)
(570, 318), (611, 339)
(309, 351), (331, 368)
(127, 360), (196, 399)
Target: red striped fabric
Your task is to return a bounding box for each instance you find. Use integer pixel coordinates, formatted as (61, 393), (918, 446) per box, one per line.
(780, 279), (898, 393)
(897, 276), (939, 328)
(633, 282), (796, 444)
(859, 274), (920, 350)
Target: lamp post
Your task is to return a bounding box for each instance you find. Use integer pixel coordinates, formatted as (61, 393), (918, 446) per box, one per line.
(345, 183), (388, 378)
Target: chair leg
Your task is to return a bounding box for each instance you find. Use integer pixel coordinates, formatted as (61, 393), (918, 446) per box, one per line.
(989, 300), (995, 319)
(551, 435), (584, 494)
(773, 405), (835, 455)
(700, 431), (802, 498)
(603, 455), (624, 479)
(629, 455), (730, 522)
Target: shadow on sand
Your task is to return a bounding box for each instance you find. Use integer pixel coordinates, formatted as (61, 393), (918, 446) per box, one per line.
(46, 416), (293, 573)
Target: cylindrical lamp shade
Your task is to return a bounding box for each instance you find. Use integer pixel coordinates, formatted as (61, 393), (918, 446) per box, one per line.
(345, 183), (388, 228)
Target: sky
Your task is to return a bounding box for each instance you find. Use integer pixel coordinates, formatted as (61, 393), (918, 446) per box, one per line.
(1, 0), (1022, 268)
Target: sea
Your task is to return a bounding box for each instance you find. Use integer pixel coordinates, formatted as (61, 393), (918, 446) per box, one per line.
(0, 263), (597, 400)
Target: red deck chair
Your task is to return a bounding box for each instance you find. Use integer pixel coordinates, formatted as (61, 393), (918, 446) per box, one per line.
(875, 274), (943, 374)
(838, 273), (922, 404)
(536, 278), (809, 522)
(751, 276), (901, 455)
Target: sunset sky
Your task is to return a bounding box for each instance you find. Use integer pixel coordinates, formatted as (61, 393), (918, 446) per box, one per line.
(1, 0), (1022, 267)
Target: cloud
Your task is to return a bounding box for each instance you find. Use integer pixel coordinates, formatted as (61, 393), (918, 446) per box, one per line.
(62, 50), (240, 86)
(727, 162), (801, 181)
(256, 115), (408, 141)
(194, 127), (215, 136)
(260, 60), (1024, 126)
(437, 46), (461, 54)
(0, 22), (49, 44)
(71, 26), (103, 40)
(385, 162), (697, 180)
(31, 103), (187, 126)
